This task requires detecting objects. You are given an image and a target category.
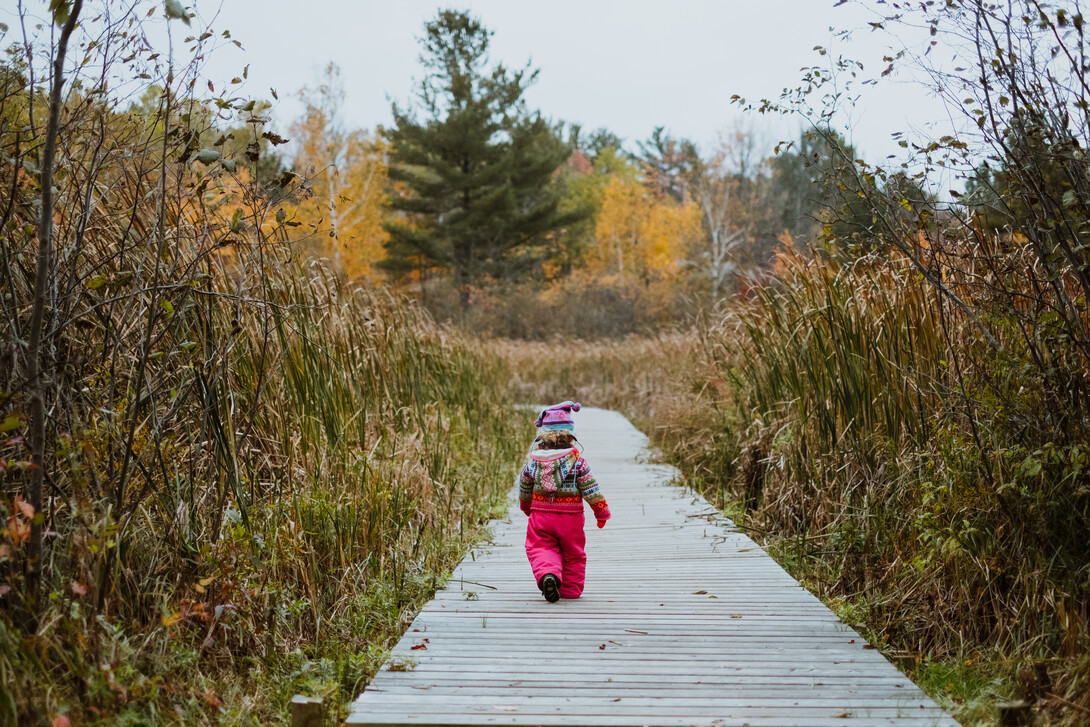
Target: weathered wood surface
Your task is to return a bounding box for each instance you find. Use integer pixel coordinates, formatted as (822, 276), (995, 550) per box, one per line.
(348, 408), (956, 727)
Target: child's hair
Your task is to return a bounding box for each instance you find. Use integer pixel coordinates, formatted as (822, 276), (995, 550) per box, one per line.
(534, 430), (575, 450)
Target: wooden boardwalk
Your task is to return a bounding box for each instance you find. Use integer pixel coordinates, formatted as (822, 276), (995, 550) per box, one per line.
(348, 408), (956, 727)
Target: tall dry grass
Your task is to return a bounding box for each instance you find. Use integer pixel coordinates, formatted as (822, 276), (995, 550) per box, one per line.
(0, 14), (522, 723)
(487, 331), (701, 428)
(670, 242), (1089, 723)
(494, 239), (1090, 724)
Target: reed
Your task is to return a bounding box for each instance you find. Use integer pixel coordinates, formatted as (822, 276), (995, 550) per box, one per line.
(670, 243), (1090, 724)
(0, 42), (522, 724)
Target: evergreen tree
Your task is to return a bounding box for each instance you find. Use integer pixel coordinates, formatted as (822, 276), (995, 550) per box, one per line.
(768, 128), (872, 245)
(380, 10), (578, 306)
(637, 127), (699, 203)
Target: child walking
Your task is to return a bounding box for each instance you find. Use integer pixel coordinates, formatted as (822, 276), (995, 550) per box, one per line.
(518, 402), (610, 602)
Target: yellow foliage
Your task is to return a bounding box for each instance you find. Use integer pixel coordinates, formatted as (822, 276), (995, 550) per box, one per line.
(282, 65), (389, 280)
(592, 175), (701, 279)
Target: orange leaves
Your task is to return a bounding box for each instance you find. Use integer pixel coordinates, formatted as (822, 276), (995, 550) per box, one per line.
(162, 599), (211, 629)
(4, 495), (35, 547)
(14, 494), (34, 520)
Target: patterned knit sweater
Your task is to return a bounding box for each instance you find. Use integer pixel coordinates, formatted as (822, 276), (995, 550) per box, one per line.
(518, 447), (610, 522)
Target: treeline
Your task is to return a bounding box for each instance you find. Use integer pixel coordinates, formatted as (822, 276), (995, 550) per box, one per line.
(271, 11), (890, 339)
(0, 2), (523, 724)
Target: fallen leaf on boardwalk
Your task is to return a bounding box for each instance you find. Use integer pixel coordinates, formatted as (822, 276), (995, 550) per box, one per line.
(849, 639), (856, 643)
(599, 644), (606, 650)
(410, 643), (427, 650)
(692, 590), (707, 594)
(708, 595), (718, 599)
(612, 698), (621, 702)
(493, 706), (517, 712)
(624, 629), (648, 635)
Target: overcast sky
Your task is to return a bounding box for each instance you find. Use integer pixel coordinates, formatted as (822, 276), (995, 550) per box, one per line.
(175, 0), (957, 161)
(7, 1), (958, 162)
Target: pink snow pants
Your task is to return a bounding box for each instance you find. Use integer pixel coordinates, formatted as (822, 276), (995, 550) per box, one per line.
(525, 510), (586, 598)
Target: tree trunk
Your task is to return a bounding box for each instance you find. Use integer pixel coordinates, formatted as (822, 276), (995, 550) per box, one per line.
(25, 0), (83, 630)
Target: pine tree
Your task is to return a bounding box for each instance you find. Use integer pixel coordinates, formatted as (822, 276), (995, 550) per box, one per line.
(380, 10), (579, 306)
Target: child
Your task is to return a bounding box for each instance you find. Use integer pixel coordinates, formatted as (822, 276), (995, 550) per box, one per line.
(518, 401), (610, 602)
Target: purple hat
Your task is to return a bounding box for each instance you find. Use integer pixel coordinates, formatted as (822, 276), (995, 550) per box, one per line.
(535, 401), (581, 431)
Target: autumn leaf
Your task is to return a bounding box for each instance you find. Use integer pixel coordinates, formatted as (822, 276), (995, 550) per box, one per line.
(14, 495), (34, 520)
(261, 131), (288, 146)
(6, 517), (29, 545)
(71, 581), (88, 596)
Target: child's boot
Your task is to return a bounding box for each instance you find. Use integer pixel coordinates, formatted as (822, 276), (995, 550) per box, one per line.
(540, 573), (560, 603)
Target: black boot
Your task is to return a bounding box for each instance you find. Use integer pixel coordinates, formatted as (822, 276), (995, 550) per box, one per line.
(540, 573), (560, 603)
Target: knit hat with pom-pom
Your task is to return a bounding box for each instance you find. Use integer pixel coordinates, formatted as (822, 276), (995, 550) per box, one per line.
(534, 401), (581, 431)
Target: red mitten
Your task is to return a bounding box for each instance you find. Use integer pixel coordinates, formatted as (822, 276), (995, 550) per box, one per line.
(593, 501), (611, 529)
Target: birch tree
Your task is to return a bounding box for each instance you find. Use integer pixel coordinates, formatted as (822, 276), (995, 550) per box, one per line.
(290, 63), (388, 278)
(690, 130), (762, 303)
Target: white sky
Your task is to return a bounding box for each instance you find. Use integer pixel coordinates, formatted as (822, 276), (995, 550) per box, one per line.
(185, 0), (951, 161)
(4, 1), (958, 162)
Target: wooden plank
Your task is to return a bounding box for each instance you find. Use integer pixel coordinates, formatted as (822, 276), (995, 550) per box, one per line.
(368, 675), (919, 688)
(349, 716), (952, 727)
(348, 408), (955, 727)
